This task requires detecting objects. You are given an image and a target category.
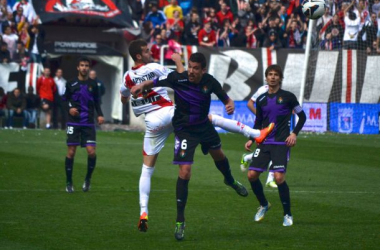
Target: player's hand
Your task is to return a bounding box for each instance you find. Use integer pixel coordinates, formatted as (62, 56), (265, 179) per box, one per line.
(225, 104), (234, 115)
(130, 85), (142, 98)
(285, 133), (297, 147)
(97, 116), (104, 125)
(69, 108), (79, 116)
(245, 140), (253, 151)
(171, 53), (182, 63)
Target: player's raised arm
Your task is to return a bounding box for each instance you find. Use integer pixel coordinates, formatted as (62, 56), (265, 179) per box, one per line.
(171, 53), (185, 73)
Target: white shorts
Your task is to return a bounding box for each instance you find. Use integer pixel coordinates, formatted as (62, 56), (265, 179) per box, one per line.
(143, 106), (174, 155)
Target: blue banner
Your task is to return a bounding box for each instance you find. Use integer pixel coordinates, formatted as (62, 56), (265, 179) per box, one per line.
(330, 103), (380, 134)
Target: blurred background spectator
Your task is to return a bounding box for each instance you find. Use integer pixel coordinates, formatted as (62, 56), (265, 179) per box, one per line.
(25, 85), (39, 128)
(6, 87), (27, 129)
(53, 68), (67, 130)
(37, 68), (56, 129)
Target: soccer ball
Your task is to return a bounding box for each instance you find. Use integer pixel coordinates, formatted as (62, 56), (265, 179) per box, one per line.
(301, 0), (327, 20)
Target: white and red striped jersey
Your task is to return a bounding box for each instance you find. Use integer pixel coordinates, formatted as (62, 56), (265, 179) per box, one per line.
(121, 63), (173, 116)
(251, 85), (269, 102)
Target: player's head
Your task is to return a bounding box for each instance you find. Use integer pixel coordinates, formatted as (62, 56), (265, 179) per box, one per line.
(77, 56), (91, 78)
(129, 39), (152, 64)
(265, 64), (283, 86)
(188, 52), (207, 83)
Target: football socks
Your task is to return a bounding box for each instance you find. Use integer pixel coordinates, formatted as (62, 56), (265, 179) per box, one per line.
(250, 179), (268, 207)
(176, 177), (189, 223)
(277, 181), (291, 216)
(65, 157), (74, 184)
(214, 157), (234, 185)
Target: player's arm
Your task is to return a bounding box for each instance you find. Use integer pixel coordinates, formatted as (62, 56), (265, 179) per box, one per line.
(285, 96), (306, 147)
(120, 84), (130, 104)
(211, 77), (234, 114)
(222, 97), (235, 115)
(132, 72), (177, 97)
(131, 80), (154, 98)
(93, 81), (104, 125)
(247, 99), (256, 114)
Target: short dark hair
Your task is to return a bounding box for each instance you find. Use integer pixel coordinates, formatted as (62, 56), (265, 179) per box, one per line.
(129, 39), (148, 61)
(189, 52), (207, 69)
(77, 56), (91, 66)
(265, 64), (283, 80)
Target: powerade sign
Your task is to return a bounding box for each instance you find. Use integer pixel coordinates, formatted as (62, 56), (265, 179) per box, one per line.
(330, 103), (380, 134)
(209, 100), (255, 133)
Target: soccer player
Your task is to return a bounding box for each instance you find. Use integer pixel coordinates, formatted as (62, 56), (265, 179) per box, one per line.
(240, 84), (278, 188)
(121, 39), (272, 233)
(63, 57), (104, 193)
(131, 52), (274, 240)
(244, 64), (306, 227)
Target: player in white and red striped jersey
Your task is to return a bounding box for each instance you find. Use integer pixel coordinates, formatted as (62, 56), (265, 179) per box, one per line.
(122, 39), (267, 233)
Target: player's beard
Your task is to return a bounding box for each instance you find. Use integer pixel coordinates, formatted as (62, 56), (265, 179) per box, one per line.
(79, 70), (89, 78)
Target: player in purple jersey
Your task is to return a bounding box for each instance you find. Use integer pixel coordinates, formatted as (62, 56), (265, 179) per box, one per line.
(132, 53), (273, 240)
(63, 57), (104, 193)
(244, 64), (306, 227)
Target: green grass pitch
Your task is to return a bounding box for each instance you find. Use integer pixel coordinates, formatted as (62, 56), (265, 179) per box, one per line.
(0, 129), (379, 250)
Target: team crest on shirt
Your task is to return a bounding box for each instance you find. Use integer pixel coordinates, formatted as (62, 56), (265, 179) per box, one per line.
(88, 86), (93, 92)
(201, 85), (209, 94)
(277, 97), (283, 104)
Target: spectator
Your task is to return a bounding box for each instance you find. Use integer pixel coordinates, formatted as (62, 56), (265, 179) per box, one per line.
(183, 11), (201, 45)
(2, 11), (16, 34)
(166, 9), (184, 39)
(13, 5), (25, 27)
(0, 0), (12, 23)
(0, 41), (10, 63)
(25, 85), (39, 128)
(324, 14), (344, 50)
(377, 29), (380, 53)
(177, 0), (192, 16)
(164, 33), (182, 65)
(89, 70), (106, 105)
(28, 19), (45, 64)
(285, 19), (304, 48)
(37, 67), (56, 129)
(263, 29), (283, 50)
(206, 7), (220, 31)
(357, 0), (370, 24)
(217, 19), (233, 47)
(317, 6), (333, 39)
(0, 86), (7, 126)
(11, 0), (36, 23)
(13, 40), (28, 64)
(164, 0), (183, 19)
(254, 21), (267, 47)
(198, 19), (217, 47)
(237, 0), (255, 28)
(53, 68), (67, 130)
(128, 0), (143, 24)
(2, 25), (18, 59)
(245, 25), (259, 48)
(141, 21), (154, 43)
(144, 3), (167, 28)
(343, 2), (361, 49)
(372, 0), (380, 16)
(150, 33), (163, 62)
(216, 3), (234, 26)
(359, 12), (378, 54)
(17, 18), (30, 48)
(6, 87), (27, 129)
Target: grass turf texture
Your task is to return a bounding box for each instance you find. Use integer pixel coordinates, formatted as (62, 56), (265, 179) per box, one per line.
(0, 129), (379, 250)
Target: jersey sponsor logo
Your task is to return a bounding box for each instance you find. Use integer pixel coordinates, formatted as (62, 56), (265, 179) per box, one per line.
(71, 82), (78, 86)
(258, 95), (266, 102)
(178, 79), (188, 82)
(273, 165), (285, 169)
(159, 75), (168, 81)
(86, 140), (96, 143)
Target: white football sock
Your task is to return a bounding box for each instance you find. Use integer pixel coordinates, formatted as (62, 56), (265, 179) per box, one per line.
(266, 162), (274, 183)
(244, 153), (254, 162)
(211, 114), (260, 138)
(139, 164), (155, 216)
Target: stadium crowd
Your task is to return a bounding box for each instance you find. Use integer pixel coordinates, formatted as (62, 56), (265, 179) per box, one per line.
(131, 0), (380, 56)
(1, 0), (380, 129)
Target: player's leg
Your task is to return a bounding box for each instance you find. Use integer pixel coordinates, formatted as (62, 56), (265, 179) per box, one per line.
(248, 144), (271, 221)
(173, 129), (197, 241)
(202, 122), (248, 197)
(271, 145), (292, 226)
(209, 114), (260, 138)
(65, 124), (80, 193)
(65, 145), (77, 193)
(82, 126), (97, 192)
(138, 107), (174, 232)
